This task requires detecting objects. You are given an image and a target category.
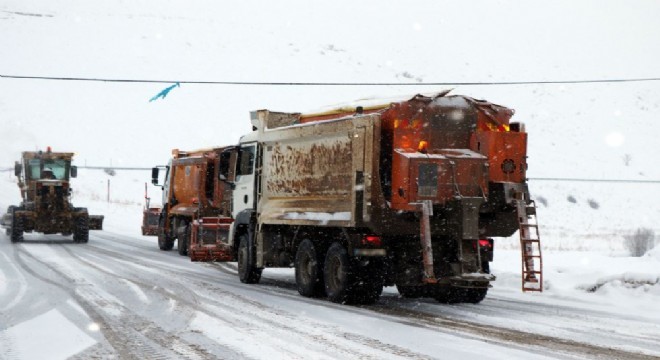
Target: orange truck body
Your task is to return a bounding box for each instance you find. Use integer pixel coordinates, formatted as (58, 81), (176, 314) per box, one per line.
(150, 147), (234, 261)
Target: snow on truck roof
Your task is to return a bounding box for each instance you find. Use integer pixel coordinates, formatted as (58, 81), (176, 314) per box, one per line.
(248, 90), (454, 132)
(301, 90), (453, 116)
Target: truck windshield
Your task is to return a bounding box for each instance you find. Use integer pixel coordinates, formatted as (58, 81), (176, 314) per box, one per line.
(28, 159), (70, 180)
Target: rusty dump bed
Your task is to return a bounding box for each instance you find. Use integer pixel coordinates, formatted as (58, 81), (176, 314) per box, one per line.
(251, 92), (527, 238)
(253, 111), (375, 228)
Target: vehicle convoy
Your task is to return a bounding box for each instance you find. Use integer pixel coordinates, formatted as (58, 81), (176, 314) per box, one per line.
(2, 148), (104, 243)
(154, 91), (542, 304)
(150, 147), (235, 261)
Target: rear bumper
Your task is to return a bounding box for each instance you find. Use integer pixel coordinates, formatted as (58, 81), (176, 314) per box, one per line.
(448, 273), (496, 288)
(190, 245), (234, 262)
(141, 226), (159, 236)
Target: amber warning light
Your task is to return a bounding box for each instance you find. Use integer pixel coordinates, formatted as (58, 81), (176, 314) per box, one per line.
(417, 140), (429, 153)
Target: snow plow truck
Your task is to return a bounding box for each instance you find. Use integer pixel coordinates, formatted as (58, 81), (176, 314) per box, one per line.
(156, 91), (542, 303)
(149, 147), (235, 261)
(3, 148), (104, 243)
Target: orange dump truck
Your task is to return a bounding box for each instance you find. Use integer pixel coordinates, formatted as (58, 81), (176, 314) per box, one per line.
(149, 147), (234, 261)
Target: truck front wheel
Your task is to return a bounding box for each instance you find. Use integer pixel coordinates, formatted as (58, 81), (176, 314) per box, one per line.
(295, 239), (325, 297)
(158, 217), (174, 251)
(238, 234), (262, 284)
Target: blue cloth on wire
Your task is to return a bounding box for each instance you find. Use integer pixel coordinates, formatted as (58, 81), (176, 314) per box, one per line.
(149, 82), (180, 102)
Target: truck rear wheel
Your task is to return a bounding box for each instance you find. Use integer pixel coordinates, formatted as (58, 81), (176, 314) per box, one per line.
(324, 242), (382, 304)
(396, 285), (429, 298)
(10, 209), (23, 243)
(177, 221), (190, 256)
(158, 217), (174, 251)
(434, 287), (488, 304)
(295, 239), (325, 297)
(238, 234), (262, 284)
(324, 242), (350, 303)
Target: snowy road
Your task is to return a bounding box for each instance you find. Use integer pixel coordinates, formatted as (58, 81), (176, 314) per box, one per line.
(1, 231), (658, 360)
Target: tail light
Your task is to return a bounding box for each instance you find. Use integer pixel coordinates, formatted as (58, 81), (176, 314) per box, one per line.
(361, 235), (382, 247)
(479, 239), (493, 248)
(473, 238), (494, 250)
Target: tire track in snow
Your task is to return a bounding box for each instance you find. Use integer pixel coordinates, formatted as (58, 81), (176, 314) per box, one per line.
(13, 244), (233, 360)
(58, 244), (247, 359)
(12, 245), (139, 359)
(89, 232), (656, 359)
(82, 234), (432, 359)
(0, 244), (25, 360)
(0, 251), (28, 313)
(369, 296), (660, 360)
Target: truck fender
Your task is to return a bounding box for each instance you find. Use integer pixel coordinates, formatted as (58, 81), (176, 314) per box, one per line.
(232, 209), (255, 249)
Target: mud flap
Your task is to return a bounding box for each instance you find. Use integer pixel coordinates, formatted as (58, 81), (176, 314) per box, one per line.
(418, 200), (437, 284)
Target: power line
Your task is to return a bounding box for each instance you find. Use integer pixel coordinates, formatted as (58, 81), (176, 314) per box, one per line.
(78, 166), (151, 171)
(2, 73), (660, 86)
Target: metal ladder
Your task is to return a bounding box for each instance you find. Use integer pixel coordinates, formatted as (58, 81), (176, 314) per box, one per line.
(515, 193), (543, 292)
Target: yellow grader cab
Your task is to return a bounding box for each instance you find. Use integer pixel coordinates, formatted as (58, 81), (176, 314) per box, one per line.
(4, 149), (104, 243)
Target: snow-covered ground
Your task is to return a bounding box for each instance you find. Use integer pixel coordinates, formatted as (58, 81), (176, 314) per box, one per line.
(1, 172), (659, 359)
(1, 0), (660, 359)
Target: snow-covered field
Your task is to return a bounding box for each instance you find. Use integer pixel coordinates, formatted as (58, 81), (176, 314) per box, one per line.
(1, 0), (660, 359)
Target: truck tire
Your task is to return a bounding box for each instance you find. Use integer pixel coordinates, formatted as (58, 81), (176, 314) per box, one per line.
(295, 239), (325, 297)
(73, 216), (89, 243)
(356, 267), (384, 305)
(462, 288), (488, 304)
(177, 221), (190, 256)
(324, 242), (351, 303)
(10, 209), (23, 243)
(158, 217), (175, 251)
(238, 234), (262, 284)
(396, 285), (427, 298)
(434, 287), (488, 304)
(324, 242), (383, 304)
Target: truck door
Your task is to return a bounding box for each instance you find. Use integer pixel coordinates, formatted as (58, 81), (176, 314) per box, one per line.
(232, 143), (257, 220)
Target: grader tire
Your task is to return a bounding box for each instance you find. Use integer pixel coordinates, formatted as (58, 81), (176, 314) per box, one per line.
(73, 216), (89, 243)
(10, 210), (24, 243)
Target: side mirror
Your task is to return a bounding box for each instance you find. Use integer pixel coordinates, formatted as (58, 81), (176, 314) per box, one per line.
(151, 167), (160, 186)
(71, 166), (78, 178)
(14, 162), (21, 177)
